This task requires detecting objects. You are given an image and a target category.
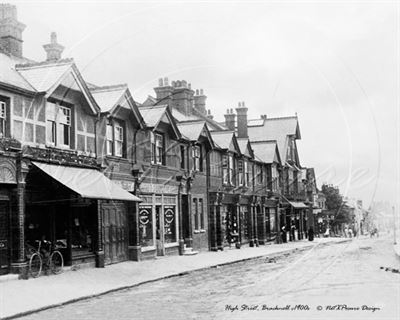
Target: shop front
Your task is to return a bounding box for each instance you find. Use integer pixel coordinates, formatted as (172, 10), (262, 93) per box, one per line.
(138, 193), (179, 258)
(0, 158), (17, 275)
(24, 161), (141, 269)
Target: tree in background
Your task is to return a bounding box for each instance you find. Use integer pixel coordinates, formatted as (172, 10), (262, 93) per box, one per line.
(321, 184), (354, 234)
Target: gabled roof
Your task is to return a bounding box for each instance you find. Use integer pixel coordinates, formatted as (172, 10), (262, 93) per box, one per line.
(90, 84), (128, 113)
(0, 53), (36, 93)
(172, 108), (203, 122)
(91, 84), (144, 128)
(139, 105), (181, 139)
(247, 116), (300, 164)
(236, 138), (254, 158)
(177, 121), (215, 148)
(251, 140), (282, 165)
(210, 130), (239, 153)
(142, 95), (157, 107)
(16, 59), (99, 114)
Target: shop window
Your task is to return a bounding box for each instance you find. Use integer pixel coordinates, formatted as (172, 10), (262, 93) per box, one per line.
(164, 206), (177, 243)
(0, 101), (6, 137)
(139, 206), (154, 247)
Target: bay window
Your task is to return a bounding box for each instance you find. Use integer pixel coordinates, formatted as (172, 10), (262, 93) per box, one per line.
(238, 160), (244, 186)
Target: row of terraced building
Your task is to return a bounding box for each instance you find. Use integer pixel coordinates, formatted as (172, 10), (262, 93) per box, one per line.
(0, 4), (321, 277)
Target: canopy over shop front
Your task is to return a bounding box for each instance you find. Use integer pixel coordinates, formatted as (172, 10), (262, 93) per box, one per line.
(32, 162), (141, 202)
(289, 201), (308, 209)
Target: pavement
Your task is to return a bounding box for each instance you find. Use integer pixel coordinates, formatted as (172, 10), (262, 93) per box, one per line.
(0, 237), (349, 320)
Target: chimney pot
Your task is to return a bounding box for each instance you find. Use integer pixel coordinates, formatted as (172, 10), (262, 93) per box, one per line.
(158, 78), (163, 87)
(200, 89), (204, 95)
(164, 77), (169, 86)
(196, 89), (199, 95)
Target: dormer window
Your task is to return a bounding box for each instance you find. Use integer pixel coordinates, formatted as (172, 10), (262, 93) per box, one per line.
(0, 101), (6, 137)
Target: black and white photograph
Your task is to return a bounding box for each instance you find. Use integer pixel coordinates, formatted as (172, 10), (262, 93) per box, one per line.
(0, 0), (398, 319)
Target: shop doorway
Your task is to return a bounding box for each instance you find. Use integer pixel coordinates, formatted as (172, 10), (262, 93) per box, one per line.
(0, 201), (9, 275)
(102, 202), (128, 265)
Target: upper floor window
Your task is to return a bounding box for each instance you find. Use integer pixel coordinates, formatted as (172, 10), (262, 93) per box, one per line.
(229, 154), (234, 186)
(192, 145), (203, 172)
(244, 160), (249, 187)
(0, 101), (6, 138)
(238, 160), (244, 186)
(222, 155), (229, 184)
(114, 125), (123, 157)
(105, 122), (124, 157)
(180, 145), (186, 169)
(46, 102), (71, 148)
(106, 125), (113, 155)
(151, 132), (165, 165)
(256, 165), (263, 184)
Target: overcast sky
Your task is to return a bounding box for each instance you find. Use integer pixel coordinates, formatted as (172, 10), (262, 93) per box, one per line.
(10, 0), (398, 209)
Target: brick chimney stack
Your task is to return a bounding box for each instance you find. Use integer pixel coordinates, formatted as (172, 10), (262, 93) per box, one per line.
(194, 89), (207, 115)
(236, 101), (248, 138)
(0, 4), (26, 58)
(206, 109), (213, 120)
(154, 77), (173, 103)
(224, 108), (236, 131)
(43, 32), (64, 61)
(169, 80), (194, 116)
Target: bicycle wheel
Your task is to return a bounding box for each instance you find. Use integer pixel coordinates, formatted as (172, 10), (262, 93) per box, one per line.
(49, 250), (64, 274)
(29, 253), (42, 278)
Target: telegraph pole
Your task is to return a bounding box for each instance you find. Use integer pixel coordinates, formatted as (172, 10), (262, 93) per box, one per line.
(393, 206), (397, 245)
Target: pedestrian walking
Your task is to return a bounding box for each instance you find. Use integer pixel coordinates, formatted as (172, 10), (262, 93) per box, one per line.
(281, 226), (287, 243)
(308, 226), (314, 241)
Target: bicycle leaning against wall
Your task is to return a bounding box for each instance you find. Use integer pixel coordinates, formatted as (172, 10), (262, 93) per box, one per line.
(26, 239), (64, 278)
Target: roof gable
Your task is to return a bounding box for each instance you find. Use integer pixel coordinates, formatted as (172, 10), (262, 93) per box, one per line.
(247, 116), (300, 164)
(251, 140), (282, 165)
(210, 131), (239, 153)
(16, 60), (99, 114)
(139, 105), (181, 139)
(91, 84), (144, 128)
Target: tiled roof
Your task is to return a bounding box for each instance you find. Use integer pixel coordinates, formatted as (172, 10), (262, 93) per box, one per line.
(172, 108), (202, 122)
(247, 116), (299, 162)
(177, 121), (206, 141)
(210, 130), (235, 150)
(236, 138), (252, 157)
(0, 53), (36, 92)
(90, 84), (127, 113)
(139, 105), (169, 128)
(251, 140), (280, 164)
(16, 59), (73, 92)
